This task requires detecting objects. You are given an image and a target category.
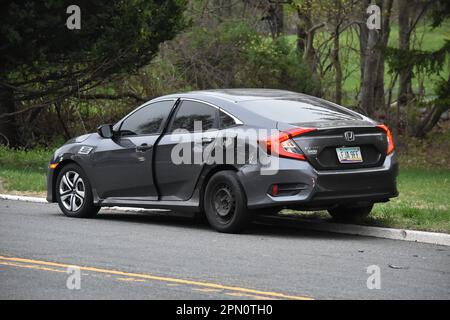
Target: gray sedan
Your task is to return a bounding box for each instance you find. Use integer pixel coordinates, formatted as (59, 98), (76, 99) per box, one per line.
(46, 89), (398, 233)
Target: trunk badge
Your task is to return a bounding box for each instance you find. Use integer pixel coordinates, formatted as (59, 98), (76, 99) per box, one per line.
(344, 131), (355, 142)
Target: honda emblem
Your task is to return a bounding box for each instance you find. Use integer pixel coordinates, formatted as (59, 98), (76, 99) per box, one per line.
(344, 131), (355, 142)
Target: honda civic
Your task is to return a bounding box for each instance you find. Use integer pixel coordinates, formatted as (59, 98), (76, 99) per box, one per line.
(47, 89), (398, 233)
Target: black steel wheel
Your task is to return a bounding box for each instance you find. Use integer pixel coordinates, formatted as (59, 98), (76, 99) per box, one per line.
(204, 171), (251, 233)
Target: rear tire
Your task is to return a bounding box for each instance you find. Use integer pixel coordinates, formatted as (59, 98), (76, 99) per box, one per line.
(328, 204), (373, 222)
(204, 171), (251, 233)
(55, 163), (100, 218)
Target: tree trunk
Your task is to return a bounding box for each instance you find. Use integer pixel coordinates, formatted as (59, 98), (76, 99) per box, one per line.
(374, 0), (393, 115)
(360, 27), (379, 116)
(397, 0), (413, 107)
(414, 75), (450, 137)
(359, 0), (370, 87)
(0, 84), (18, 147)
(267, 1), (284, 39)
(297, 1), (316, 75)
(332, 29), (342, 105)
(55, 102), (72, 140)
(360, 0), (393, 117)
(296, 17), (307, 53)
(414, 104), (449, 138)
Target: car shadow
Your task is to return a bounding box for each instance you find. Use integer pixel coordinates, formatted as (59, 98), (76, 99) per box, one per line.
(94, 209), (366, 241)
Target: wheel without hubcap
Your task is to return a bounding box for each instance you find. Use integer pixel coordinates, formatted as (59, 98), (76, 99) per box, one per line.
(204, 171), (252, 233)
(212, 183), (236, 223)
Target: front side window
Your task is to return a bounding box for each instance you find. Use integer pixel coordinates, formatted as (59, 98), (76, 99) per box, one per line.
(170, 100), (217, 133)
(119, 100), (175, 136)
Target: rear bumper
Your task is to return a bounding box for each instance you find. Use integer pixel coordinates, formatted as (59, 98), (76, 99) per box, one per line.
(238, 153), (399, 210)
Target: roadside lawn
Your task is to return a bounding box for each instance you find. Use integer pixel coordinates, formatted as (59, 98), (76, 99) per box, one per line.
(285, 168), (450, 234)
(0, 147), (51, 196)
(0, 146), (449, 233)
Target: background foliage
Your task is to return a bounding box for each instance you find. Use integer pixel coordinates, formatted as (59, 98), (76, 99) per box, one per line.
(0, 0), (448, 150)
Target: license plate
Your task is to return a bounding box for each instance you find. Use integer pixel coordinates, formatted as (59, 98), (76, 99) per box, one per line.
(336, 147), (363, 163)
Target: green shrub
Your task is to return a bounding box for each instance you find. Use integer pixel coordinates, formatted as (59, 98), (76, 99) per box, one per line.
(164, 21), (320, 93)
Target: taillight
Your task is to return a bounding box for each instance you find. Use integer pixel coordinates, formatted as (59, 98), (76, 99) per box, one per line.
(261, 128), (316, 161)
(377, 124), (395, 154)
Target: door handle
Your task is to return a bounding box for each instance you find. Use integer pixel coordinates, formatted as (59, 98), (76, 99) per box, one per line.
(136, 143), (152, 152)
(201, 137), (214, 144)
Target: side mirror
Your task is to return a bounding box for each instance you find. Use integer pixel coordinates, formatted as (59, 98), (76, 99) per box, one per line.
(97, 124), (114, 139)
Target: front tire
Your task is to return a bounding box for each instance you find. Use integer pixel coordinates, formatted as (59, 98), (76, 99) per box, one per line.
(55, 163), (100, 218)
(204, 171), (251, 233)
(328, 204), (373, 222)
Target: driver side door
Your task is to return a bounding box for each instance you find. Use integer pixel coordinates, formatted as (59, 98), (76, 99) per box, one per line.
(91, 100), (176, 200)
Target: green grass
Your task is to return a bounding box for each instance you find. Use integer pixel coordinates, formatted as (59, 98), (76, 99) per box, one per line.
(368, 169), (450, 233)
(0, 146), (449, 233)
(0, 147), (52, 193)
(285, 168), (450, 233)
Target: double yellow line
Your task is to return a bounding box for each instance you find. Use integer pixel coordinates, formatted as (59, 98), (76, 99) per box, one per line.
(0, 255), (313, 300)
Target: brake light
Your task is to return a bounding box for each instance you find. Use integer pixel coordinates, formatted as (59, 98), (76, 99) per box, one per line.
(262, 128), (316, 161)
(377, 124), (395, 154)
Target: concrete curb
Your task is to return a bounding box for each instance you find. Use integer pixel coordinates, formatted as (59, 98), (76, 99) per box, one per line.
(257, 215), (450, 247)
(1, 193), (449, 247)
(0, 194), (47, 203)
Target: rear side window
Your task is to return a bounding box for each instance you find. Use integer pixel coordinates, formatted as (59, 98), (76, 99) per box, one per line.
(120, 100), (175, 136)
(170, 101), (217, 132)
(240, 99), (361, 123)
(219, 110), (237, 129)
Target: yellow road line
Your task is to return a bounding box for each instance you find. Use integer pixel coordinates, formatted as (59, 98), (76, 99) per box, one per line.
(116, 277), (146, 283)
(0, 261), (66, 273)
(191, 288), (223, 293)
(0, 255), (313, 300)
(225, 292), (277, 300)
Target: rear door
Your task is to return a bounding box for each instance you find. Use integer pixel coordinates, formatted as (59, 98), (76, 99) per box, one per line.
(154, 99), (219, 201)
(91, 100), (176, 199)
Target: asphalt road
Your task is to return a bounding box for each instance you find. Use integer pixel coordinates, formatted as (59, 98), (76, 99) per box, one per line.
(0, 199), (449, 300)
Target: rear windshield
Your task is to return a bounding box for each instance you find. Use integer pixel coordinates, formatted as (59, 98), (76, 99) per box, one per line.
(239, 98), (361, 123)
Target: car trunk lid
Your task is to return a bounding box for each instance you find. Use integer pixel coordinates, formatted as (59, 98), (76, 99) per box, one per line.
(278, 121), (388, 171)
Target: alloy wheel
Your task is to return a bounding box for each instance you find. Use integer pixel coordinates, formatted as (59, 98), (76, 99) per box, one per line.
(59, 171), (85, 212)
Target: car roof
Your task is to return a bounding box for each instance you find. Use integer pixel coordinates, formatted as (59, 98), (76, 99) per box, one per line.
(158, 88), (306, 103)
(148, 89), (370, 128)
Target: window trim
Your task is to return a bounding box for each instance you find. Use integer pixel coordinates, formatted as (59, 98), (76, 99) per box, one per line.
(167, 99), (222, 134)
(115, 99), (177, 137)
(219, 109), (241, 130)
(218, 108), (243, 128)
(183, 98), (243, 126)
(169, 98), (243, 132)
